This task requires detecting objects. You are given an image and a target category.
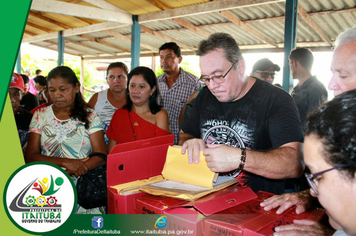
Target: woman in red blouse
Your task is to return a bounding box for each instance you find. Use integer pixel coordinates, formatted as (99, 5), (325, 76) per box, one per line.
(107, 66), (170, 152)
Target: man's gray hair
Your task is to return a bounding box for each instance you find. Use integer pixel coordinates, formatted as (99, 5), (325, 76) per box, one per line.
(335, 26), (356, 49)
(196, 33), (244, 66)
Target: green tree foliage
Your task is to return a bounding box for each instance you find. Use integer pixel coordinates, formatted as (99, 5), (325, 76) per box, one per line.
(21, 54), (98, 102)
(64, 61), (97, 101)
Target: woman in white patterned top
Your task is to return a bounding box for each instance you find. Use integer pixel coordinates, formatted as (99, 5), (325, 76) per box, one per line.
(25, 66), (107, 214)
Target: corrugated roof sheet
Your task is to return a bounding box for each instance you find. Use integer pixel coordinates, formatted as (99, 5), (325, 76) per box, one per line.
(24, 0), (356, 59)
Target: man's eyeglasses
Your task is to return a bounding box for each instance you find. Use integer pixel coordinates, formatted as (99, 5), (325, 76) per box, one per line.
(255, 71), (275, 79)
(305, 164), (350, 195)
(199, 61), (238, 85)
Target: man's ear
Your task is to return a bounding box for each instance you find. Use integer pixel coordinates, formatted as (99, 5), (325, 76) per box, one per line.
(178, 56), (183, 64)
(291, 59), (297, 67)
(237, 60), (246, 76)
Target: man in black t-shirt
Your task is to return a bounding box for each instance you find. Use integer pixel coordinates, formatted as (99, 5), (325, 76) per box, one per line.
(178, 33), (304, 194)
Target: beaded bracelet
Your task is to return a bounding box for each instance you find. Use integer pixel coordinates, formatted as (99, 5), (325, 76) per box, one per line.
(231, 148), (246, 177)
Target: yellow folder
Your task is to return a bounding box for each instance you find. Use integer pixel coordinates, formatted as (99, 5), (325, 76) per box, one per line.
(162, 145), (217, 188)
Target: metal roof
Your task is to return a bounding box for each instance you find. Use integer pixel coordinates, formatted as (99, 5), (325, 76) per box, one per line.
(23, 0), (356, 60)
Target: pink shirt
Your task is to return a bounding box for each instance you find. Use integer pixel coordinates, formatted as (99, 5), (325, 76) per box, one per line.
(28, 77), (37, 95)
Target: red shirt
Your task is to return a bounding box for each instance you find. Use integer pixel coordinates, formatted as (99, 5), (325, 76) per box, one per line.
(106, 108), (170, 144)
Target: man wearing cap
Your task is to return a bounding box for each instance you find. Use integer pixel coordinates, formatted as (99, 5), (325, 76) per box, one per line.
(250, 58), (280, 84)
(289, 48), (328, 127)
(9, 73), (33, 150)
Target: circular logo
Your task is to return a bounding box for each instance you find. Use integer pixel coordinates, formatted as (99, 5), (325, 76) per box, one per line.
(3, 162), (76, 234)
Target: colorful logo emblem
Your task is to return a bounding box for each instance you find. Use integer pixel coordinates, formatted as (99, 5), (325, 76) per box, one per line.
(4, 162), (76, 234)
(154, 216), (167, 228)
(92, 216), (104, 229)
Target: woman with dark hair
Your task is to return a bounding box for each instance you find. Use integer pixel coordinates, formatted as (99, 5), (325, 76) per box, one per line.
(107, 66), (170, 152)
(25, 66), (107, 214)
(263, 89), (356, 236)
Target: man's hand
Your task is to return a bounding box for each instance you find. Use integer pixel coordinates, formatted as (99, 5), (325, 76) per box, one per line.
(181, 138), (206, 164)
(204, 144), (241, 172)
(260, 190), (313, 214)
(273, 219), (335, 236)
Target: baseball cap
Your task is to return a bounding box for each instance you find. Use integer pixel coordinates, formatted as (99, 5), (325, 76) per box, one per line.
(10, 73), (24, 92)
(252, 58), (280, 72)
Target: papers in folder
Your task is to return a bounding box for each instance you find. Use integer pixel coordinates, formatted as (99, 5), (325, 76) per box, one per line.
(162, 145), (217, 188)
(139, 146), (238, 200)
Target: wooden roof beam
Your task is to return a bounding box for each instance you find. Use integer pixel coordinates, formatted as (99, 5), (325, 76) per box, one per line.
(65, 38), (116, 55)
(79, 34), (131, 53)
(31, 0), (132, 24)
(139, 0), (283, 23)
(172, 18), (211, 38)
(22, 21), (125, 43)
(76, 17), (100, 25)
(82, 0), (128, 13)
(96, 39), (131, 53)
(24, 30), (37, 36)
(145, 0), (212, 39)
(145, 0), (212, 40)
(28, 11), (73, 29)
(298, 6), (332, 46)
(219, 10), (279, 48)
(145, 0), (171, 10)
(42, 40), (88, 55)
(26, 22), (53, 33)
(140, 25), (195, 50)
(103, 30), (157, 51)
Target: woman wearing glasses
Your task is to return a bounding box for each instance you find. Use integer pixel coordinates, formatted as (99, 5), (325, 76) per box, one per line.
(262, 89), (356, 236)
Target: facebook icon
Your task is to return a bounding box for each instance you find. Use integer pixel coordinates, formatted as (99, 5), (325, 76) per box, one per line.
(92, 216), (104, 229)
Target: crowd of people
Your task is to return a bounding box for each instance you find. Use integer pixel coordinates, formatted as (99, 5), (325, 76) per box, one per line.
(10, 26), (356, 235)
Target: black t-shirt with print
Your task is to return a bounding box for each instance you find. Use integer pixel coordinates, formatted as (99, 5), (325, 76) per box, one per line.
(181, 79), (304, 194)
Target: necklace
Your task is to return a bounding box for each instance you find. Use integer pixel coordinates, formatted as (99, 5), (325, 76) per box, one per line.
(128, 111), (137, 140)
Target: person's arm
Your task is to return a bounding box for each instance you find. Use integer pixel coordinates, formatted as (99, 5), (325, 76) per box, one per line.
(155, 109), (170, 132)
(25, 132), (89, 177)
(260, 189), (315, 214)
(178, 89), (200, 126)
(105, 109), (119, 153)
(84, 130), (107, 169)
(107, 139), (117, 154)
(202, 141), (303, 179)
(87, 93), (98, 109)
